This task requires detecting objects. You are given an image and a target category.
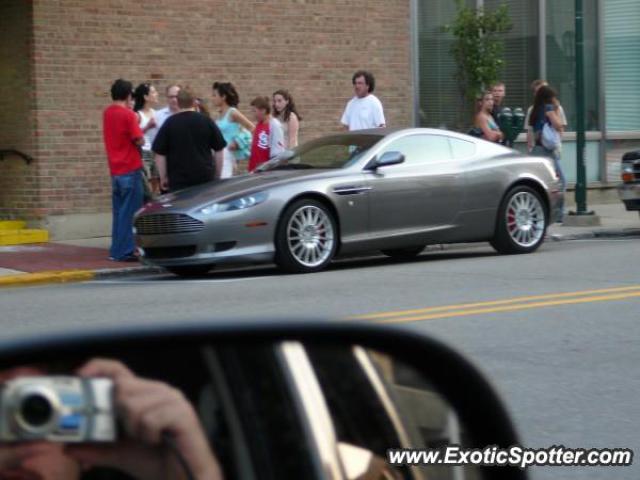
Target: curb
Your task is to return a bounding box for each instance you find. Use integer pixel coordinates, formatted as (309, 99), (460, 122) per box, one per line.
(0, 265), (164, 288)
(0, 270), (95, 288)
(2, 227), (638, 287)
(547, 228), (640, 242)
(93, 265), (165, 279)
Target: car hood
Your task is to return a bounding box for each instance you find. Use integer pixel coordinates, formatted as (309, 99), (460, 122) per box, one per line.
(139, 170), (341, 213)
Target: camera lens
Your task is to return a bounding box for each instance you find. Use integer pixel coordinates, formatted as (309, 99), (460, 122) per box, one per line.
(19, 393), (53, 427)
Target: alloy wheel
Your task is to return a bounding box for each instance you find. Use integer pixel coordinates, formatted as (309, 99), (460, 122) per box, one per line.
(286, 205), (335, 268)
(505, 191), (545, 248)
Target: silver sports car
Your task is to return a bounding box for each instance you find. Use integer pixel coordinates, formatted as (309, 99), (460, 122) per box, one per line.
(134, 128), (563, 276)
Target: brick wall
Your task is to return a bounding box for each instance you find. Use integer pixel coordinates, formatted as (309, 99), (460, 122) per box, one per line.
(0, 1), (37, 219)
(7, 0), (412, 221)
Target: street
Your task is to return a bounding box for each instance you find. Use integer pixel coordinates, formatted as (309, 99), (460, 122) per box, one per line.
(1, 237), (639, 479)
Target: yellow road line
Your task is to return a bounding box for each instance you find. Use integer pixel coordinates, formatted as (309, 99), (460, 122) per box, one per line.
(376, 291), (640, 325)
(352, 285), (640, 321)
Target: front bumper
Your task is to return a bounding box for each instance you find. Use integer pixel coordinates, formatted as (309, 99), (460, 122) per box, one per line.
(617, 183), (640, 211)
(135, 210), (276, 268)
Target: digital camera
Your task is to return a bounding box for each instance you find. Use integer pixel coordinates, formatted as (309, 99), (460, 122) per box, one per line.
(0, 376), (116, 442)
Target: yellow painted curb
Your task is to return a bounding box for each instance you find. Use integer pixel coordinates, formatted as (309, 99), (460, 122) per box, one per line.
(0, 270), (95, 287)
(0, 221), (26, 231)
(0, 229), (49, 245)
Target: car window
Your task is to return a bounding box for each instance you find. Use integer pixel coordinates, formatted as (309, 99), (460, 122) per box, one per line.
(449, 137), (476, 159)
(257, 134), (382, 171)
(379, 134), (453, 166)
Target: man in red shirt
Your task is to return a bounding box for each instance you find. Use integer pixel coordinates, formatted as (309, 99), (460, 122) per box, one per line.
(103, 79), (144, 262)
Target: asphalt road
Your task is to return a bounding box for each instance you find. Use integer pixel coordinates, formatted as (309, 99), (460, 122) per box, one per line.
(1, 237), (639, 479)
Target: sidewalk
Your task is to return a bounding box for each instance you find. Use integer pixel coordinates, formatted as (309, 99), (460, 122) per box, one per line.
(0, 202), (638, 287)
(547, 203), (640, 240)
(0, 237), (161, 286)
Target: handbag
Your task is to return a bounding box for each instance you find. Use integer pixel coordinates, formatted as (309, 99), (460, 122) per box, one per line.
(232, 127), (252, 161)
(541, 122), (561, 151)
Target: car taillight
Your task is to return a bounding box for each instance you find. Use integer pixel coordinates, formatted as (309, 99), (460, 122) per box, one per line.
(621, 165), (635, 183)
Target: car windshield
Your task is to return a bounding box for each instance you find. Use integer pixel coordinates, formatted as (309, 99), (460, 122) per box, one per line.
(256, 134), (383, 171)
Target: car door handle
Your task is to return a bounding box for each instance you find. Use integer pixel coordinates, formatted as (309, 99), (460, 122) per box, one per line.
(332, 185), (372, 195)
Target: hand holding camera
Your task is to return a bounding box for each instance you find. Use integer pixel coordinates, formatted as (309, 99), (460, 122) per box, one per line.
(0, 360), (223, 480)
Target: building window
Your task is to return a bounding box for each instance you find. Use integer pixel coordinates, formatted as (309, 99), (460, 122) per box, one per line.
(604, 0), (640, 132)
(545, 0), (599, 132)
(416, 0), (539, 131)
(484, 0), (539, 119)
(416, 0), (473, 130)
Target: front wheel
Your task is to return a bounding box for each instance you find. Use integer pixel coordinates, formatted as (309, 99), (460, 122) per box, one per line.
(275, 199), (338, 273)
(490, 186), (547, 254)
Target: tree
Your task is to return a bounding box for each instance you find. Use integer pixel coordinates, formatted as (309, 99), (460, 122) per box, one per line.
(446, 0), (512, 125)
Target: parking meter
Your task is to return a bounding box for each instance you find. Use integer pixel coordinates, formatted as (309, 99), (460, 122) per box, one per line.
(497, 107), (525, 147)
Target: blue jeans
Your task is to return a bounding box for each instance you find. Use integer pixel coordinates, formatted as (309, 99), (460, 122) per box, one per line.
(532, 145), (566, 222)
(110, 170), (143, 260)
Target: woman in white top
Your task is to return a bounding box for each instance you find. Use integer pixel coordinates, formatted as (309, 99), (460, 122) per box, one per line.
(133, 83), (160, 197)
(273, 89), (301, 149)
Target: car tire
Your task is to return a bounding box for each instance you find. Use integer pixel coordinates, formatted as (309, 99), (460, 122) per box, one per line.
(275, 199), (338, 273)
(166, 265), (213, 278)
(381, 246), (425, 259)
(490, 185), (547, 254)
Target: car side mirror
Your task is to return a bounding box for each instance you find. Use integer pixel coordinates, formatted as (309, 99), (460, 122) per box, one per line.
(368, 151), (405, 170)
(0, 322), (526, 480)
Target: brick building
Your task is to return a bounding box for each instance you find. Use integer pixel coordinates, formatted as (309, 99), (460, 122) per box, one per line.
(6, 1), (637, 241)
(0, 0), (413, 239)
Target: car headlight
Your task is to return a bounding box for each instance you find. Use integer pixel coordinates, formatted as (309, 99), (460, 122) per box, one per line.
(199, 192), (269, 215)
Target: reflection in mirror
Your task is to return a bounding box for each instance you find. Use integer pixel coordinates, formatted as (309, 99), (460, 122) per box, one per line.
(0, 342), (481, 480)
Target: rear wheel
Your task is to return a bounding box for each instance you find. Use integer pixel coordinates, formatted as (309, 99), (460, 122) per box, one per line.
(490, 186), (547, 254)
(381, 246), (425, 259)
(275, 199), (337, 273)
(166, 265), (213, 278)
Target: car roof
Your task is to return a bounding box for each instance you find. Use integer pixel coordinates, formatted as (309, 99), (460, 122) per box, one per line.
(317, 128), (514, 156)
(345, 127), (402, 136)
(338, 127), (478, 140)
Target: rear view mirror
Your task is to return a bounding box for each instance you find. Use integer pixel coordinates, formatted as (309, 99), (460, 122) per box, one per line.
(0, 322), (525, 480)
(370, 151), (405, 169)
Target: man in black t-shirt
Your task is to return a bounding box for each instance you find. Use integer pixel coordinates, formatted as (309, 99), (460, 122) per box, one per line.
(153, 87), (226, 192)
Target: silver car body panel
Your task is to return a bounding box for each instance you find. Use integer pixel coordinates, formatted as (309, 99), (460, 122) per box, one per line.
(135, 128), (562, 268)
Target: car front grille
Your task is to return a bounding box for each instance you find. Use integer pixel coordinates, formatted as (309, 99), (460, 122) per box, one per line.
(135, 214), (204, 235)
(144, 245), (197, 259)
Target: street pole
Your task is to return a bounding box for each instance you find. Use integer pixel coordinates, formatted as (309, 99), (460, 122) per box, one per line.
(565, 0), (599, 226)
(574, 0), (587, 213)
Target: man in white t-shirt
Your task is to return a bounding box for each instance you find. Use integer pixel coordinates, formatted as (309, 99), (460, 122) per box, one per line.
(341, 70), (386, 131)
(155, 84), (181, 136)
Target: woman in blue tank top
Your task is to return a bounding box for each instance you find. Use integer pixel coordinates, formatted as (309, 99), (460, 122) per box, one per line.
(474, 91), (504, 143)
(212, 82), (255, 177)
(529, 85), (566, 223)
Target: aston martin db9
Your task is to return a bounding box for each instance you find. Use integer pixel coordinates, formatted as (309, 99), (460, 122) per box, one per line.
(134, 128), (562, 276)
